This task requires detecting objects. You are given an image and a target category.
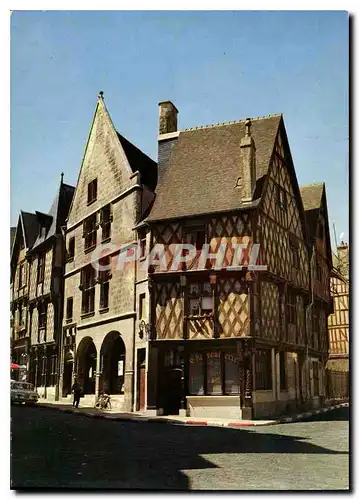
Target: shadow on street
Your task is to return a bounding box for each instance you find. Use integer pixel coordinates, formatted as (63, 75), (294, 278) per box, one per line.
(11, 405), (348, 490)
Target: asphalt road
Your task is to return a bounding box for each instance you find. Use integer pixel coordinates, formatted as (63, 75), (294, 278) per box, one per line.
(11, 405), (349, 490)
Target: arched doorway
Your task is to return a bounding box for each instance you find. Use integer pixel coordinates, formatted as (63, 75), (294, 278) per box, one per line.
(76, 337), (97, 395)
(100, 332), (125, 394)
(63, 350), (74, 397)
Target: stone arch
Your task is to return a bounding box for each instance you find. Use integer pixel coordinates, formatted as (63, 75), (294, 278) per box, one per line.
(100, 331), (126, 395)
(76, 336), (97, 395)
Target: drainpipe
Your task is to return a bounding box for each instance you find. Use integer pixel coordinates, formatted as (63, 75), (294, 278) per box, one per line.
(305, 248), (316, 402)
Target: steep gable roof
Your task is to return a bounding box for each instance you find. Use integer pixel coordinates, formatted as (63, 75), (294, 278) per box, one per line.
(10, 227), (16, 254)
(117, 132), (157, 192)
(147, 114), (281, 221)
(21, 211), (39, 249)
(31, 181), (75, 251)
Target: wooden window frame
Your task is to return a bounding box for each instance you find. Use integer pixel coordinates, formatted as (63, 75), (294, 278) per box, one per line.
(184, 225), (206, 251)
(38, 302), (47, 342)
(81, 266), (96, 316)
(87, 178), (98, 205)
(83, 214), (97, 251)
(100, 204), (112, 242)
(188, 282), (213, 318)
(37, 254), (45, 284)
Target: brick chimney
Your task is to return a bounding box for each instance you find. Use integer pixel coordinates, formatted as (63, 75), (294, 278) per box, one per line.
(159, 101), (178, 135)
(337, 241), (349, 278)
(239, 118), (256, 203)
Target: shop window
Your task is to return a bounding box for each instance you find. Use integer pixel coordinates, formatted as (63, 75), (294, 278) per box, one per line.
(87, 178), (97, 205)
(189, 353), (205, 395)
(101, 204), (112, 241)
(255, 349), (272, 390)
(83, 214), (97, 250)
(224, 353), (240, 394)
(206, 351), (222, 395)
(279, 351), (287, 390)
(188, 350), (241, 396)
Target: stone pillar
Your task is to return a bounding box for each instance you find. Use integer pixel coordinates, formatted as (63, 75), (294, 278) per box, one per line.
(95, 353), (101, 398)
(124, 370), (134, 412)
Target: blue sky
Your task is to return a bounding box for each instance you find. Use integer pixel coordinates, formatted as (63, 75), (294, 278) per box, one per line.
(11, 10), (349, 248)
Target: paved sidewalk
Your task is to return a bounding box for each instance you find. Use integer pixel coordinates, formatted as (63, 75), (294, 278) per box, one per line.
(35, 399), (349, 428)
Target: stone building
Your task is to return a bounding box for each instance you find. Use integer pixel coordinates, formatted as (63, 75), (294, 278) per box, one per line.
(26, 178), (75, 399)
(60, 93), (157, 411)
(142, 101), (332, 419)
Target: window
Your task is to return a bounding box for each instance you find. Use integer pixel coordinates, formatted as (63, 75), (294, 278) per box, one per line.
(18, 264), (25, 288)
(37, 254), (45, 283)
(139, 293), (146, 319)
(87, 179), (97, 205)
(81, 266), (96, 315)
(279, 351), (287, 390)
(312, 361), (319, 396)
(189, 282), (212, 317)
(66, 297), (73, 321)
(287, 288), (296, 325)
(18, 304), (24, 328)
(188, 350), (240, 396)
(289, 235), (299, 269)
(38, 302), (47, 342)
(255, 349), (272, 390)
(67, 237), (75, 260)
(101, 204), (112, 241)
(99, 256), (111, 311)
(138, 230), (147, 259)
(184, 226), (206, 250)
(275, 184), (287, 211)
(83, 214), (97, 250)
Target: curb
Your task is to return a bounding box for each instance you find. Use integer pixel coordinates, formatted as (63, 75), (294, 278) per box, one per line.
(35, 401), (348, 428)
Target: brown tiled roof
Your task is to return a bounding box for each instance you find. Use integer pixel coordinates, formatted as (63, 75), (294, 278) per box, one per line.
(148, 114), (282, 221)
(300, 183), (324, 211)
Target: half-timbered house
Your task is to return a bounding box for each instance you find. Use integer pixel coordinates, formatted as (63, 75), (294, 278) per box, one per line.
(143, 101), (332, 419)
(327, 242), (349, 398)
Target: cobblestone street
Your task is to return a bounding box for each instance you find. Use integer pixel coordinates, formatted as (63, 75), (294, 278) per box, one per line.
(11, 405), (349, 490)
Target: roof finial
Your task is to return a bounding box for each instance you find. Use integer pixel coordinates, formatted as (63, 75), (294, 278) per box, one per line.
(98, 90), (104, 100)
(245, 118), (251, 137)
(61, 172), (64, 184)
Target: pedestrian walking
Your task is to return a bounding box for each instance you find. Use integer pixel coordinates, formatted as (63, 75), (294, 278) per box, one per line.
(72, 377), (81, 408)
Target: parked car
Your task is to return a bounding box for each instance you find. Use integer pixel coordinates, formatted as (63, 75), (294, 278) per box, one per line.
(11, 380), (39, 405)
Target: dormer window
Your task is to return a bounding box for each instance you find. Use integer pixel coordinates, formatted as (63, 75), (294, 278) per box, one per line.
(87, 179), (98, 205)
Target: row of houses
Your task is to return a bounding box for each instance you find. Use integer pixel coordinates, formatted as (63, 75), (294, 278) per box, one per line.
(10, 94), (349, 419)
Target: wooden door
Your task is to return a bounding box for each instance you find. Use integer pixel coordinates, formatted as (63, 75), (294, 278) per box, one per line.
(139, 363), (146, 411)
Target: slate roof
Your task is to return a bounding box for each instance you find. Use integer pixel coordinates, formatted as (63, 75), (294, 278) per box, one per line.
(10, 227), (16, 253)
(117, 132), (157, 192)
(299, 183), (324, 243)
(21, 211), (39, 249)
(147, 114), (282, 221)
(31, 182), (75, 251)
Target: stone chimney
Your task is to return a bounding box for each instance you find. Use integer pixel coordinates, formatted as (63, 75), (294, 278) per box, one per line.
(337, 241), (349, 278)
(159, 101), (178, 135)
(239, 118), (256, 203)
